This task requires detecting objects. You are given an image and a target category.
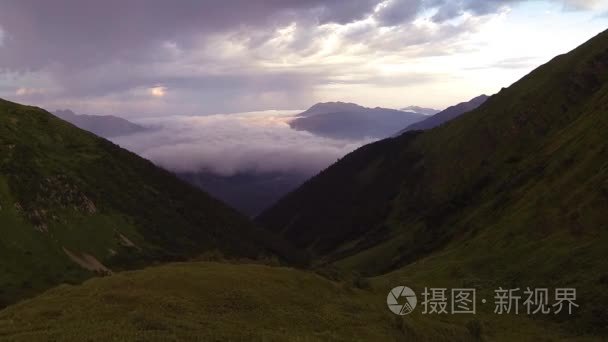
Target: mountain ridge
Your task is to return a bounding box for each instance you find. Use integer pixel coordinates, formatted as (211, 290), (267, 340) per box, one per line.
(0, 98), (303, 307)
(52, 109), (147, 138)
(296, 101), (367, 117)
(400, 105), (440, 115)
(258, 29), (608, 333)
(397, 94), (489, 133)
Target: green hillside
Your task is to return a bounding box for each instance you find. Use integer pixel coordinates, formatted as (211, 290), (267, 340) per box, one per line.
(0, 261), (593, 341)
(258, 29), (608, 334)
(0, 99), (301, 307)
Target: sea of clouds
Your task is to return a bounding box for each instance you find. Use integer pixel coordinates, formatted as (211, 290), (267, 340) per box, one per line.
(110, 110), (375, 177)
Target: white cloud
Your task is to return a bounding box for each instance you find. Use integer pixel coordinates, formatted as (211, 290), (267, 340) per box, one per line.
(561, 0), (605, 10)
(111, 111), (374, 176)
(15, 87), (47, 96)
(0, 1), (607, 114)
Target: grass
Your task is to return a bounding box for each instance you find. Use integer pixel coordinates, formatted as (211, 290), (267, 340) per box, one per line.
(0, 261), (601, 341)
(0, 262), (401, 341)
(0, 98), (305, 308)
(257, 29), (608, 337)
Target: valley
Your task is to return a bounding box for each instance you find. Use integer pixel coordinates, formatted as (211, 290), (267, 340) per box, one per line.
(0, 2), (606, 340)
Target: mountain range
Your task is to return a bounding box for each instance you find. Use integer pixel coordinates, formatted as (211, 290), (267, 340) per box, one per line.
(0, 29), (608, 341)
(50, 110), (304, 217)
(290, 102), (427, 140)
(259, 28), (608, 334)
(52, 109), (147, 138)
(52, 102), (476, 218)
(400, 105), (440, 115)
(0, 99), (302, 307)
(181, 101), (456, 216)
(398, 94), (489, 133)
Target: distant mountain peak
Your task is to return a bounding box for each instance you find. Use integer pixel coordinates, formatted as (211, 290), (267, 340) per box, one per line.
(53, 109), (77, 117)
(52, 109), (147, 138)
(400, 105), (440, 116)
(298, 102), (367, 117)
(291, 101), (426, 140)
(396, 94), (489, 135)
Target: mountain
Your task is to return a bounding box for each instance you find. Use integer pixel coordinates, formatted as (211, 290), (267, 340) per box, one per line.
(51, 109), (307, 218)
(290, 102), (426, 140)
(178, 171), (307, 217)
(398, 94), (489, 133)
(296, 101), (366, 117)
(52, 109), (147, 138)
(0, 99), (302, 307)
(259, 29), (608, 334)
(1, 30), (608, 342)
(400, 105), (440, 116)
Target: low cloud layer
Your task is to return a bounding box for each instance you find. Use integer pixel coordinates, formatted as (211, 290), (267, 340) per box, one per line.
(111, 111), (374, 177)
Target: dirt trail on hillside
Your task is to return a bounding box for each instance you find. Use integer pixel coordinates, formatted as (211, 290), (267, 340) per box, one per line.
(63, 247), (112, 275)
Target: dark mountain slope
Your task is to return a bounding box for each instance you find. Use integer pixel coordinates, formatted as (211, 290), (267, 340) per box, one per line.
(52, 109), (146, 138)
(258, 29), (608, 271)
(178, 171), (307, 217)
(0, 99), (301, 307)
(258, 29), (608, 334)
(398, 94), (488, 133)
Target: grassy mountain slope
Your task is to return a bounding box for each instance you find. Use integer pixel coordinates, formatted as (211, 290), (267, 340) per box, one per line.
(0, 261), (592, 341)
(0, 99), (300, 307)
(258, 29), (608, 333)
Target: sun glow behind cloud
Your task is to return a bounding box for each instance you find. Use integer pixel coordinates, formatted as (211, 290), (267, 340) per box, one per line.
(150, 86), (167, 97)
(15, 87), (47, 96)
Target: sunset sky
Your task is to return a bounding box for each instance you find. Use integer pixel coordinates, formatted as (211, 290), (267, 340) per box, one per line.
(0, 0), (607, 117)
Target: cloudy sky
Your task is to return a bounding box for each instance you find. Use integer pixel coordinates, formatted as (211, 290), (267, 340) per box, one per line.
(1, 0), (607, 117)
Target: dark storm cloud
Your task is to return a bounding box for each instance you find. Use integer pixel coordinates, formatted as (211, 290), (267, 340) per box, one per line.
(375, 0), (424, 26)
(0, 0), (513, 72)
(0, 0), (598, 70)
(314, 0), (381, 24)
(428, 0), (522, 22)
(0, 0), (380, 71)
